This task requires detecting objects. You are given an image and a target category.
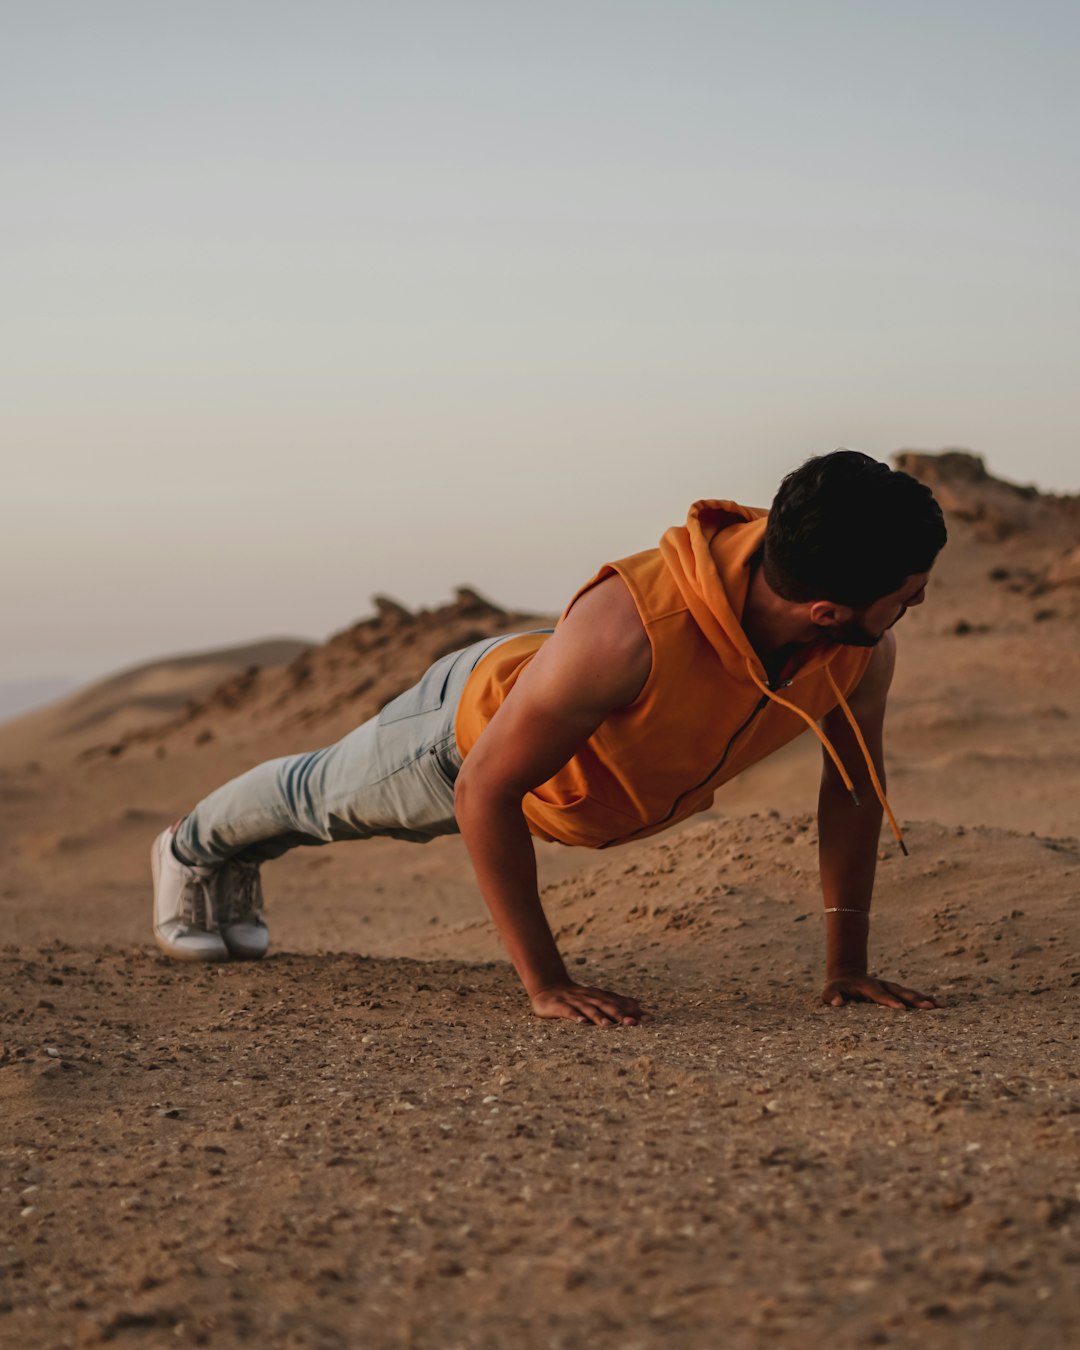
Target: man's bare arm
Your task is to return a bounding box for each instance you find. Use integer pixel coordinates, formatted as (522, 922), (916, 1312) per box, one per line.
(454, 574), (652, 1026)
(817, 630), (937, 1010)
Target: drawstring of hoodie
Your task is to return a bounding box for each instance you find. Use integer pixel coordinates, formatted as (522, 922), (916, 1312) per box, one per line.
(743, 659), (909, 856)
(824, 669), (908, 855)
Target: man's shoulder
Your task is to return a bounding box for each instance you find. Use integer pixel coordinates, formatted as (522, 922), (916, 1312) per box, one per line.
(564, 572), (650, 657)
(557, 573), (653, 704)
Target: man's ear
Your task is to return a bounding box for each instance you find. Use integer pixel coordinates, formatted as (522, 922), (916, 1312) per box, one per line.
(808, 599), (854, 630)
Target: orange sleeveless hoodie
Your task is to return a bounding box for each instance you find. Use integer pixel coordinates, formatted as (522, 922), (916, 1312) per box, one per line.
(455, 501), (906, 852)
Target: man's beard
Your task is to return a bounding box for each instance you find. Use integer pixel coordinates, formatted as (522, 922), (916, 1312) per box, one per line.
(824, 618), (884, 648)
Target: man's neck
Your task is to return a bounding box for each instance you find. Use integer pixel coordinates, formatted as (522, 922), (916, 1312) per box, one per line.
(742, 552), (816, 665)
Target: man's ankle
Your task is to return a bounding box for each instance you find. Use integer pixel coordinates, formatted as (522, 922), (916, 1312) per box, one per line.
(170, 829), (199, 868)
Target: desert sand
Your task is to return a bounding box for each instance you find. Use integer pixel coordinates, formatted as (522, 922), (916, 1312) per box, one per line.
(1, 452), (1077, 1349)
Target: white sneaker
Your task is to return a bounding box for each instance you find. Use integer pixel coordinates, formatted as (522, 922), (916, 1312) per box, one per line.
(151, 825), (229, 962)
(216, 857), (270, 960)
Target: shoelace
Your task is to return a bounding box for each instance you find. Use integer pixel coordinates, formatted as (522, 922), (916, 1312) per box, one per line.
(217, 861), (262, 927)
(179, 871), (217, 933)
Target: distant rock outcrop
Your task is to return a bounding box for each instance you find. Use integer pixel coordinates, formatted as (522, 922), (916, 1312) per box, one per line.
(897, 449), (1080, 592)
(82, 588), (550, 760)
(897, 449), (1078, 539)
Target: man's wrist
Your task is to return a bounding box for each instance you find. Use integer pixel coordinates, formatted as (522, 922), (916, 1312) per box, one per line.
(522, 962), (571, 998)
(825, 961), (869, 980)
(824, 908), (870, 978)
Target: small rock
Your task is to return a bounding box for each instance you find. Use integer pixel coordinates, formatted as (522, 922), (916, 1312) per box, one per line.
(851, 1243), (887, 1273)
(1035, 1196), (1078, 1228)
(940, 1190), (972, 1212)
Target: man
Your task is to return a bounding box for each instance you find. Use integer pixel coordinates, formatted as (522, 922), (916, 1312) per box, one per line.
(152, 450), (947, 1027)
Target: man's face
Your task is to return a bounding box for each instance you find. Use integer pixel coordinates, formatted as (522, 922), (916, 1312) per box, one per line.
(820, 572), (931, 648)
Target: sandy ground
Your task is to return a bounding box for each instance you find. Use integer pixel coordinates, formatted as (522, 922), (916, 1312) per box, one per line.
(2, 455), (1078, 1348)
(3, 816), (1078, 1350)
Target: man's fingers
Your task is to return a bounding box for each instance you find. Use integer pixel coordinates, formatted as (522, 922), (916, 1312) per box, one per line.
(883, 981), (939, 1010)
(825, 976), (938, 1012)
(569, 994), (643, 1027)
(567, 997), (613, 1027)
(825, 981), (902, 1009)
(582, 987), (644, 1017)
(532, 985), (645, 1026)
(576, 987), (645, 1024)
(589, 997), (637, 1023)
(850, 978), (904, 1009)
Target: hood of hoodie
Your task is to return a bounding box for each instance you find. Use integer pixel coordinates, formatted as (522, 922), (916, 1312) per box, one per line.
(659, 498), (846, 687)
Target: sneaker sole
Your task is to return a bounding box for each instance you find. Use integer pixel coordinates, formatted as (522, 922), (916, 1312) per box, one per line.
(151, 833), (229, 963)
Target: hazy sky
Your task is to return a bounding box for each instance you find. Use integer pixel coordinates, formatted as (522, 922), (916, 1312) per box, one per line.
(4, 0), (1078, 687)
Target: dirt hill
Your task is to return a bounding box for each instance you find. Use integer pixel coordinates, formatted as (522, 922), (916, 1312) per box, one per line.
(0, 637), (314, 769)
(74, 588), (549, 763)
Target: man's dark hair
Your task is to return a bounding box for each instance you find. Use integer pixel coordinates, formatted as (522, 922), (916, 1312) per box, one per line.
(763, 450), (947, 608)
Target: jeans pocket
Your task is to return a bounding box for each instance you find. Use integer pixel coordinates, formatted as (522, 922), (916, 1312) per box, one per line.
(427, 744), (457, 791)
(377, 649), (461, 725)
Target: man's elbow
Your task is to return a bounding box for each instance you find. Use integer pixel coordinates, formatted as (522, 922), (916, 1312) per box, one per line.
(454, 759), (523, 820)
(454, 760), (477, 818)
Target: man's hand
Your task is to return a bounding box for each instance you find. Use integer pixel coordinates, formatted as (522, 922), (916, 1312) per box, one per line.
(822, 970), (938, 1010)
(530, 982), (645, 1027)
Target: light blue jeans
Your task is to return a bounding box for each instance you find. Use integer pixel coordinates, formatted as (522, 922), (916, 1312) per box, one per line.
(175, 633), (543, 868)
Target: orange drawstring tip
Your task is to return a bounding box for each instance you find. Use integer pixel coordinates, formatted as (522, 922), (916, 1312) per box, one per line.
(849, 789), (861, 808)
(898, 838), (909, 857)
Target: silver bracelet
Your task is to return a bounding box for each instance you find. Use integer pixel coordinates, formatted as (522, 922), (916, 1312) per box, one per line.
(822, 907), (870, 916)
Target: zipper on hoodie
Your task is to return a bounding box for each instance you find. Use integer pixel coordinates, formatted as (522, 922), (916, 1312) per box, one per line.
(608, 682), (778, 847)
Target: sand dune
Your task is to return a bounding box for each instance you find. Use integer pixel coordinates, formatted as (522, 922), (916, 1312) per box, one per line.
(1, 451), (1078, 1349)
(0, 636), (313, 768)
